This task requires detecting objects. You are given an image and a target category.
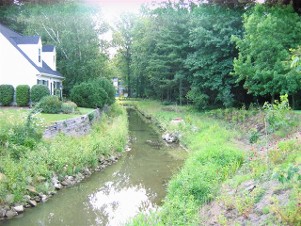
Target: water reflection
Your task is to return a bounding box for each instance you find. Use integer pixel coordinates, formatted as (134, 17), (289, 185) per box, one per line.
(89, 180), (157, 226)
(2, 109), (185, 226)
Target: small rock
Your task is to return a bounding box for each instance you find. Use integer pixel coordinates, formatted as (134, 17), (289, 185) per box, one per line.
(54, 183), (62, 190)
(83, 168), (91, 176)
(23, 195), (31, 202)
(6, 210), (18, 218)
(40, 195), (48, 203)
(13, 205), (24, 213)
(34, 196), (41, 202)
(162, 133), (179, 143)
(28, 200), (37, 207)
(0, 208), (6, 218)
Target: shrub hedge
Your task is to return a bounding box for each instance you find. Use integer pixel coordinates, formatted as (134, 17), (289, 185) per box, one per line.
(70, 81), (108, 108)
(31, 85), (50, 103)
(70, 78), (115, 108)
(0, 84), (14, 106)
(35, 95), (62, 114)
(16, 85), (30, 106)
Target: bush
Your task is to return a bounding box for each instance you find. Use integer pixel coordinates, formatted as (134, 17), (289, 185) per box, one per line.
(0, 84), (14, 106)
(16, 85), (30, 106)
(31, 85), (50, 103)
(70, 81), (108, 108)
(35, 95), (62, 114)
(95, 78), (116, 105)
(61, 101), (77, 114)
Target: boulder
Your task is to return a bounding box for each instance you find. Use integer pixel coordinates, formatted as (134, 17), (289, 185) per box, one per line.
(0, 208), (6, 218)
(162, 132), (179, 143)
(28, 200), (37, 207)
(5, 210), (18, 218)
(13, 205), (24, 213)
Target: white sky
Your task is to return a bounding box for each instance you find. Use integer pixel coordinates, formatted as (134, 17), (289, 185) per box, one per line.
(84, 0), (164, 21)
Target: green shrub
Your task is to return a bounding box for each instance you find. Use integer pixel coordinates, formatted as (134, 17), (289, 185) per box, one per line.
(31, 85), (50, 103)
(95, 78), (116, 105)
(61, 101), (77, 114)
(16, 85), (30, 106)
(35, 95), (62, 114)
(70, 81), (108, 108)
(0, 84), (14, 106)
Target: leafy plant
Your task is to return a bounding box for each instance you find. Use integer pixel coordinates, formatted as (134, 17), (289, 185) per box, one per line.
(31, 84), (50, 103)
(70, 80), (108, 108)
(16, 85), (30, 106)
(35, 95), (62, 114)
(0, 84), (14, 106)
(61, 101), (77, 114)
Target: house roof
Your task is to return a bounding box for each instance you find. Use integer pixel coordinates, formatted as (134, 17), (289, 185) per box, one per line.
(0, 23), (63, 79)
(42, 45), (55, 52)
(12, 36), (40, 45)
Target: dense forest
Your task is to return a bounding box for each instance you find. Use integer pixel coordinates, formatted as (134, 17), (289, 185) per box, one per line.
(1, 0), (301, 109)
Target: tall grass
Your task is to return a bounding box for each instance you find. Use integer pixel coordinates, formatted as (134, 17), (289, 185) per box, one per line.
(0, 104), (128, 204)
(125, 100), (244, 225)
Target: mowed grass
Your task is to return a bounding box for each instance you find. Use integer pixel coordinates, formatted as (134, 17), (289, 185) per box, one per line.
(124, 100), (245, 225)
(0, 107), (94, 126)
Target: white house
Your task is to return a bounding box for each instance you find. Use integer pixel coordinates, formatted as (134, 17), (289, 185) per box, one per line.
(0, 23), (64, 95)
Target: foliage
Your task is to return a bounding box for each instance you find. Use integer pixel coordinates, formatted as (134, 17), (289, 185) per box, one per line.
(233, 5), (301, 100)
(94, 77), (116, 105)
(61, 101), (77, 114)
(16, 85), (30, 106)
(0, 84), (14, 106)
(0, 103), (128, 204)
(35, 95), (62, 114)
(126, 100), (244, 225)
(263, 94), (296, 134)
(186, 5), (243, 109)
(70, 81), (108, 108)
(0, 109), (42, 160)
(17, 2), (110, 95)
(30, 84), (50, 103)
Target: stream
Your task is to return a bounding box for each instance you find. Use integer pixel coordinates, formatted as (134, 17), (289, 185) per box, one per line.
(2, 108), (185, 226)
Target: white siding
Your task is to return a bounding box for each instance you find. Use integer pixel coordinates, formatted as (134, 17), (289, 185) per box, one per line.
(42, 48), (56, 71)
(0, 33), (39, 88)
(17, 38), (42, 68)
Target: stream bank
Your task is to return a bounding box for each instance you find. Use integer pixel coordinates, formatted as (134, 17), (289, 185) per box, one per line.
(1, 107), (185, 225)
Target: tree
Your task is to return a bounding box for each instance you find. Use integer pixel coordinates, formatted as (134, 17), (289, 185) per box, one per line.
(112, 13), (136, 97)
(186, 5), (244, 109)
(130, 1), (191, 103)
(18, 2), (110, 95)
(233, 4), (301, 104)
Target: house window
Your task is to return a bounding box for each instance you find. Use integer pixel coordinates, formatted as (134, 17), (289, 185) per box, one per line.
(38, 49), (41, 63)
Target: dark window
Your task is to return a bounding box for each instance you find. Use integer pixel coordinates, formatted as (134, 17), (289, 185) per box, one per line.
(38, 49), (41, 63)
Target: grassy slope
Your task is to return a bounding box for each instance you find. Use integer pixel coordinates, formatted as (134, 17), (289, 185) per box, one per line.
(0, 104), (128, 204)
(126, 100), (301, 226)
(124, 100), (245, 225)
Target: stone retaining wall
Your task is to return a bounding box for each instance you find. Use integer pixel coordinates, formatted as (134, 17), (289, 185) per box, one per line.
(43, 107), (106, 138)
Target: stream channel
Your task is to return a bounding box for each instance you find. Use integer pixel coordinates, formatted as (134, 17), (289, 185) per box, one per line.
(3, 108), (186, 226)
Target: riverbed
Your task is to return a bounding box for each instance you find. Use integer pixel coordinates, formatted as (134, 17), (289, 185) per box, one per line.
(2, 108), (185, 226)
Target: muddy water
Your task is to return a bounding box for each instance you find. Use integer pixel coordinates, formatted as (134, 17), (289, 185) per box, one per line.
(3, 108), (185, 226)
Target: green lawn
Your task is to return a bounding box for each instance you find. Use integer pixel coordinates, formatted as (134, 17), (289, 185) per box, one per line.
(0, 107), (94, 126)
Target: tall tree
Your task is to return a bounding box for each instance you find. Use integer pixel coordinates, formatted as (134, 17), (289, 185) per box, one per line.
(112, 13), (136, 97)
(186, 5), (243, 109)
(233, 4), (301, 103)
(18, 2), (110, 95)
